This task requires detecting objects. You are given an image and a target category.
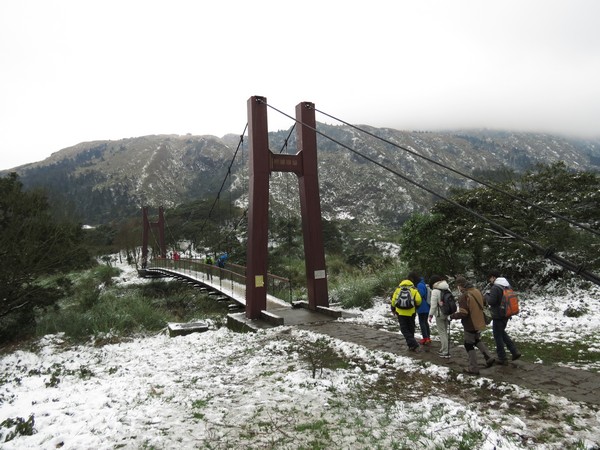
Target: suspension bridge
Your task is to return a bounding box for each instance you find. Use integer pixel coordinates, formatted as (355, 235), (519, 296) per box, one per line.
(138, 95), (600, 330)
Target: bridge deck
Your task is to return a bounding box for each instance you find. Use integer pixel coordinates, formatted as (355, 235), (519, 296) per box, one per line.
(142, 267), (289, 309)
(140, 266), (349, 329)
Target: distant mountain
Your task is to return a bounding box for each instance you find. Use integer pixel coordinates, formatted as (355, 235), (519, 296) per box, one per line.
(3, 127), (599, 229)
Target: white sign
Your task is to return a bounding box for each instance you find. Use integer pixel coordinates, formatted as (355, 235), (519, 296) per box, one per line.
(314, 270), (326, 280)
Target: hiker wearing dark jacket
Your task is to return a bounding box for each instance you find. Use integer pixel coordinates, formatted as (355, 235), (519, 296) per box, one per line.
(484, 270), (522, 365)
(414, 274), (431, 345)
(450, 276), (495, 375)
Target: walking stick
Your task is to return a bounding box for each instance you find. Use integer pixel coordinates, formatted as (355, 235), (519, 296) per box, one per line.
(448, 316), (451, 354)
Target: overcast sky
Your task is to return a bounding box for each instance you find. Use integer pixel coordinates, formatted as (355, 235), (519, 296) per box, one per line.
(1, 0), (599, 170)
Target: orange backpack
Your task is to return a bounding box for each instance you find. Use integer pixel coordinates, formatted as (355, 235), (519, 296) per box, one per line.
(500, 287), (520, 317)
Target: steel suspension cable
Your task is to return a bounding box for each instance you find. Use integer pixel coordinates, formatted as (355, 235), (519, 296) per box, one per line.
(164, 215), (179, 252)
(279, 124), (296, 154)
(313, 107), (600, 238)
(206, 124), (248, 221)
(181, 124), (248, 235)
(147, 221), (162, 256)
(261, 99), (600, 286)
(212, 123), (297, 252)
(199, 124), (252, 253)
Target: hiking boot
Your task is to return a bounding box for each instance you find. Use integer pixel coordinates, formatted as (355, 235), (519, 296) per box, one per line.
(438, 352), (450, 359)
(498, 359), (509, 366)
(408, 346), (421, 353)
(485, 357), (496, 368)
(418, 338), (431, 345)
(512, 352), (522, 361)
(463, 368), (480, 376)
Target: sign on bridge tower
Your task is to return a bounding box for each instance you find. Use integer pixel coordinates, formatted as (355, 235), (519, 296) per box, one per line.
(246, 96), (329, 320)
(141, 206), (166, 267)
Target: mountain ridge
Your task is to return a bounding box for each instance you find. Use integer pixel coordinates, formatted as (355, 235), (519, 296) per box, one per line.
(3, 126), (599, 228)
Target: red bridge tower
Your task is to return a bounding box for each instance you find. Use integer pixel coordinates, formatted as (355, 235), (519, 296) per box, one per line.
(245, 96), (329, 319)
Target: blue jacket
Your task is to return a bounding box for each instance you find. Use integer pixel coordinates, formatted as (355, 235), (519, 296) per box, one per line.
(416, 278), (430, 314)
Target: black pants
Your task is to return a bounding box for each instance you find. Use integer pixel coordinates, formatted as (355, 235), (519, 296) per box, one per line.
(398, 314), (418, 349)
(492, 318), (518, 361)
(418, 312), (430, 339)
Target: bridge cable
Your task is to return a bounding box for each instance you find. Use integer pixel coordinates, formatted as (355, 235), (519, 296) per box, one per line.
(194, 125), (249, 255)
(147, 218), (163, 257)
(280, 124), (298, 263)
(206, 124), (247, 222)
(163, 214), (180, 253)
(312, 107), (600, 239)
(210, 123), (298, 252)
(182, 124), (248, 252)
(259, 98), (600, 286)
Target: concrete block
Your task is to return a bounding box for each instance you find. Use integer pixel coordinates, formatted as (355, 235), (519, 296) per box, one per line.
(168, 321), (209, 337)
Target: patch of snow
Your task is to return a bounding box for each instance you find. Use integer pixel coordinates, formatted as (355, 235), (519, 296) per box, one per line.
(1, 263), (600, 448)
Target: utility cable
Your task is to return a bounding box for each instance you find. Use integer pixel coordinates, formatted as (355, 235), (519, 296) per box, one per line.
(313, 107), (600, 239)
(260, 98), (600, 286)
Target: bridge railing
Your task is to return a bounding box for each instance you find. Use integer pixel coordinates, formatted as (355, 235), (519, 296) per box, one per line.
(148, 257), (292, 303)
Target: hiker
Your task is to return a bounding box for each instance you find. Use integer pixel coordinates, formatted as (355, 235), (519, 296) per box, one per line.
(216, 252), (228, 268)
(391, 276), (422, 352)
(205, 254), (214, 281)
(450, 275), (496, 375)
(484, 269), (522, 365)
(428, 274), (451, 358)
(411, 272), (431, 345)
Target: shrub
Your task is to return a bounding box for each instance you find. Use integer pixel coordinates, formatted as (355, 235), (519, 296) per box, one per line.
(37, 292), (166, 339)
(94, 265), (121, 287)
(564, 305), (588, 318)
(329, 261), (406, 310)
(0, 415), (35, 442)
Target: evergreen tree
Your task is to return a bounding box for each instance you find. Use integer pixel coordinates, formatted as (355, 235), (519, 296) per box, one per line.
(0, 173), (91, 342)
(399, 164), (600, 285)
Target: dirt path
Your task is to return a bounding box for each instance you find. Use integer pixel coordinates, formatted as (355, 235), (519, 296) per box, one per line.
(298, 321), (600, 406)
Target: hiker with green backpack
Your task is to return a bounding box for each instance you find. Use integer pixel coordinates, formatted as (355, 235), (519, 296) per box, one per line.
(484, 269), (522, 365)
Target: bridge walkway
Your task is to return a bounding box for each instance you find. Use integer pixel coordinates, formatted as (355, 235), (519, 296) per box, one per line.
(142, 266), (288, 310)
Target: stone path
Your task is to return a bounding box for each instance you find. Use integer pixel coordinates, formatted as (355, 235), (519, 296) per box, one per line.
(297, 321), (600, 406)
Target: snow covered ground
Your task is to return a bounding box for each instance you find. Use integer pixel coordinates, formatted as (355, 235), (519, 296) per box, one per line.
(1, 263), (600, 449)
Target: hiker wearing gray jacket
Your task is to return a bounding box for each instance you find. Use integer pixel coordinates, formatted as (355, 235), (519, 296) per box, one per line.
(428, 275), (451, 358)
